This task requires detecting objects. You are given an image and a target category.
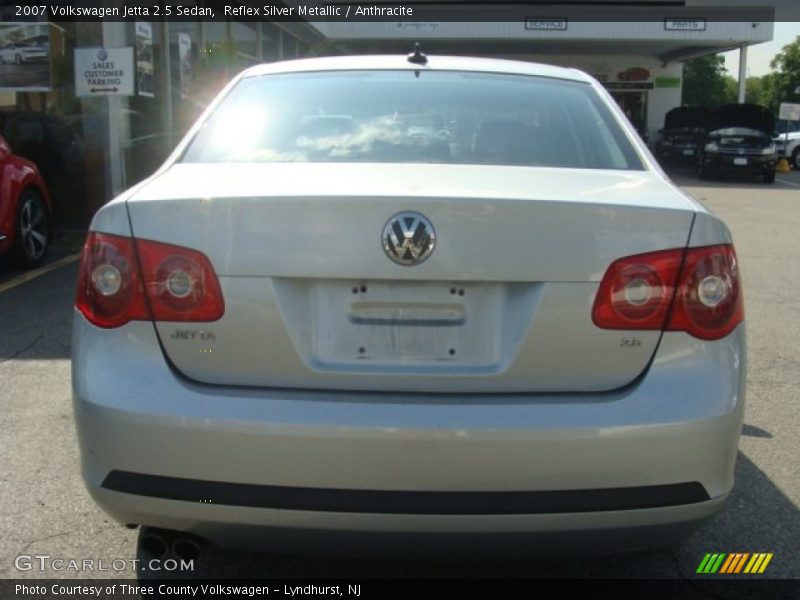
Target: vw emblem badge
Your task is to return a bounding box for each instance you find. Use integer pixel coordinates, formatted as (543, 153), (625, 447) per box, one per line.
(382, 211), (436, 266)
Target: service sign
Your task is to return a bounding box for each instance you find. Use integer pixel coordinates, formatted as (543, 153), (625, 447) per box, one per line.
(778, 102), (800, 122)
(525, 18), (568, 31)
(74, 47), (134, 97)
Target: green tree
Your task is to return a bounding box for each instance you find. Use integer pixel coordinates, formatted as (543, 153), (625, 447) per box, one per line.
(682, 55), (737, 108)
(762, 36), (800, 112)
(745, 76), (767, 106)
(724, 76), (739, 104)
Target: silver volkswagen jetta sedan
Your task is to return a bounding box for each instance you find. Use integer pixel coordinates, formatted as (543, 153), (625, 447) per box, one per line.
(72, 54), (745, 556)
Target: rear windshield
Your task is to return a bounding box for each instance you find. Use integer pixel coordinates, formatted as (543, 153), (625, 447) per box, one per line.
(182, 70), (643, 170)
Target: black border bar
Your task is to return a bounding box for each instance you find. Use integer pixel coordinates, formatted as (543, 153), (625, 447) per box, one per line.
(2, 1), (785, 23)
(102, 471), (710, 514)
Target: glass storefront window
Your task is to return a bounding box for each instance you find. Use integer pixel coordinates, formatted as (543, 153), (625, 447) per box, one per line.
(125, 21), (168, 187)
(281, 30), (298, 60)
(261, 23), (280, 62)
(0, 21), (102, 226)
(0, 17), (320, 229)
(233, 22), (257, 65)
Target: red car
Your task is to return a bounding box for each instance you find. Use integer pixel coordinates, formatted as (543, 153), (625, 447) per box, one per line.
(0, 135), (51, 267)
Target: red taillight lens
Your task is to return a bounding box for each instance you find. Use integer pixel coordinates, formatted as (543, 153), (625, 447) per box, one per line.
(666, 244), (743, 340)
(592, 244), (743, 340)
(592, 248), (683, 330)
(135, 239), (225, 322)
(76, 232), (224, 328)
(76, 233), (150, 328)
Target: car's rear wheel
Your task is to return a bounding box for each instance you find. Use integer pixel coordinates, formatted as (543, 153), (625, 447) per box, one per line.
(12, 189), (50, 267)
(792, 147), (800, 170)
(763, 170), (776, 184)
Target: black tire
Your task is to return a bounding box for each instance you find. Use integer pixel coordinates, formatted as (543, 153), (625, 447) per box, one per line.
(763, 170), (775, 184)
(12, 189), (50, 268)
(792, 147), (800, 171)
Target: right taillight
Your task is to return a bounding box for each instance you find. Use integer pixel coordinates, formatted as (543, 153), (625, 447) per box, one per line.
(593, 244), (743, 341)
(665, 244), (744, 340)
(134, 238), (225, 322)
(76, 232), (224, 328)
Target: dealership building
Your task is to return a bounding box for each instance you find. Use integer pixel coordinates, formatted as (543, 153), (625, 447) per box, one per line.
(0, 1), (786, 226)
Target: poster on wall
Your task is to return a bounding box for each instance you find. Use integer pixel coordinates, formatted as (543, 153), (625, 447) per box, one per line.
(135, 21), (154, 97)
(0, 22), (51, 92)
(178, 32), (192, 99)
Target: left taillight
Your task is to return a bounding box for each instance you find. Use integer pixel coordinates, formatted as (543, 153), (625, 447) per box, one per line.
(76, 233), (150, 328)
(76, 232), (224, 328)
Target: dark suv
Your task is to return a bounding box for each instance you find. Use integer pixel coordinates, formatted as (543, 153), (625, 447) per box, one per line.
(696, 104), (777, 184)
(655, 107), (711, 165)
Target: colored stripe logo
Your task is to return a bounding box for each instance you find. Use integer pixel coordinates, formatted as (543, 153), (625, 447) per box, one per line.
(697, 553), (773, 574)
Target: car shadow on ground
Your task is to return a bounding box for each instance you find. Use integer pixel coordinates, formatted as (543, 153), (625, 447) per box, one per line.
(135, 450), (798, 582)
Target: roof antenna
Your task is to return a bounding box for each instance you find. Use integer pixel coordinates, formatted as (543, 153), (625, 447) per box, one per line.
(407, 42), (427, 66)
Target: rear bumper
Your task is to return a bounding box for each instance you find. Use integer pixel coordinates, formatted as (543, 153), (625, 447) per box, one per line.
(72, 314), (745, 553)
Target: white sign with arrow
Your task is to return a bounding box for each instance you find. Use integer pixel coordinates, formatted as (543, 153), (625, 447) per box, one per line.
(75, 47), (134, 97)
(778, 102), (800, 122)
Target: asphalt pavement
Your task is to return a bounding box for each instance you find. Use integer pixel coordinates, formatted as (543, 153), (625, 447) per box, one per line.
(0, 168), (798, 584)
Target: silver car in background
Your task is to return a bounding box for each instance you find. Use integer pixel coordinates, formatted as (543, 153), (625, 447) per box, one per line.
(72, 55), (745, 556)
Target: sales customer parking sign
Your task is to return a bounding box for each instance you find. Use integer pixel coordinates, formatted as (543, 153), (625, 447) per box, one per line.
(74, 46), (134, 97)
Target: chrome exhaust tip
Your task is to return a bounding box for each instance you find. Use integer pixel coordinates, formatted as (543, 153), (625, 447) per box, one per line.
(140, 531), (170, 560)
(171, 536), (205, 562)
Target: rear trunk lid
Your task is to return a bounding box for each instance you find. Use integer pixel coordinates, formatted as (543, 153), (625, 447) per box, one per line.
(126, 163), (695, 393)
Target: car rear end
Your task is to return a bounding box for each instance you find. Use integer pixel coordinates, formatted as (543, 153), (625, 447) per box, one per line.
(72, 56), (745, 555)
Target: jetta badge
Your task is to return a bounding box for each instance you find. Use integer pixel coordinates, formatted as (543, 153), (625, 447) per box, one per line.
(382, 211), (436, 266)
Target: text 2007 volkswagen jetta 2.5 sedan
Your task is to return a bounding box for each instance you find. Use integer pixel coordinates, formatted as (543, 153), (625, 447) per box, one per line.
(72, 54), (745, 556)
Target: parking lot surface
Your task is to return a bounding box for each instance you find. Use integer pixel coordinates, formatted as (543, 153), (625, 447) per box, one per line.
(1, 168), (798, 581)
